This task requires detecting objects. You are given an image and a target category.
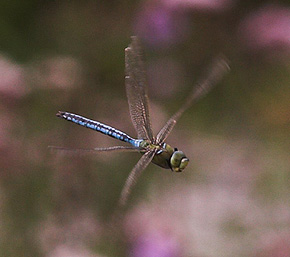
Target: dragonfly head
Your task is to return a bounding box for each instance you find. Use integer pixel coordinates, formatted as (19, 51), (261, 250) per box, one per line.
(170, 149), (189, 172)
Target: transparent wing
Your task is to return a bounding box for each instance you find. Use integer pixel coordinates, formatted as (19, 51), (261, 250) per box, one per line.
(118, 149), (156, 206)
(125, 36), (154, 142)
(49, 145), (141, 156)
(156, 56), (230, 144)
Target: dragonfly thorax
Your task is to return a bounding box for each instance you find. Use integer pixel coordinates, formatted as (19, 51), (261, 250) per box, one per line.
(139, 140), (189, 172)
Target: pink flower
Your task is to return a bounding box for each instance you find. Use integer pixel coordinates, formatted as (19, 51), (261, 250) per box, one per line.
(0, 55), (27, 99)
(124, 205), (183, 257)
(238, 5), (290, 55)
(163, 0), (233, 12)
(255, 232), (290, 257)
(134, 2), (189, 48)
(28, 56), (82, 89)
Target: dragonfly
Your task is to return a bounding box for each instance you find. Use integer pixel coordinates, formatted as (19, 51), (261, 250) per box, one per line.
(52, 36), (229, 206)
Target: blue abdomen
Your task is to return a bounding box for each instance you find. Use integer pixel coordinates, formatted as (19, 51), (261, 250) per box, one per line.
(57, 111), (140, 147)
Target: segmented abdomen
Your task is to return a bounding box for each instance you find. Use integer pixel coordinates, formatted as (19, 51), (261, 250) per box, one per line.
(57, 111), (140, 147)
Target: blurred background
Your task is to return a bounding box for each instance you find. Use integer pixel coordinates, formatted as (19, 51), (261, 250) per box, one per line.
(0, 0), (289, 256)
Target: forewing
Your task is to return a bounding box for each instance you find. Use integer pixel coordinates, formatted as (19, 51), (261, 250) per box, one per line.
(156, 56), (230, 143)
(118, 149), (156, 206)
(125, 36), (154, 141)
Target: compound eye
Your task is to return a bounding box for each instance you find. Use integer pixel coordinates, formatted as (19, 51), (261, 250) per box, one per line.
(170, 150), (189, 172)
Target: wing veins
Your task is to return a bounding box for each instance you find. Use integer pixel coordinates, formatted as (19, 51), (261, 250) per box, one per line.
(49, 145), (141, 156)
(125, 36), (154, 141)
(118, 149), (156, 206)
(156, 56), (230, 143)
